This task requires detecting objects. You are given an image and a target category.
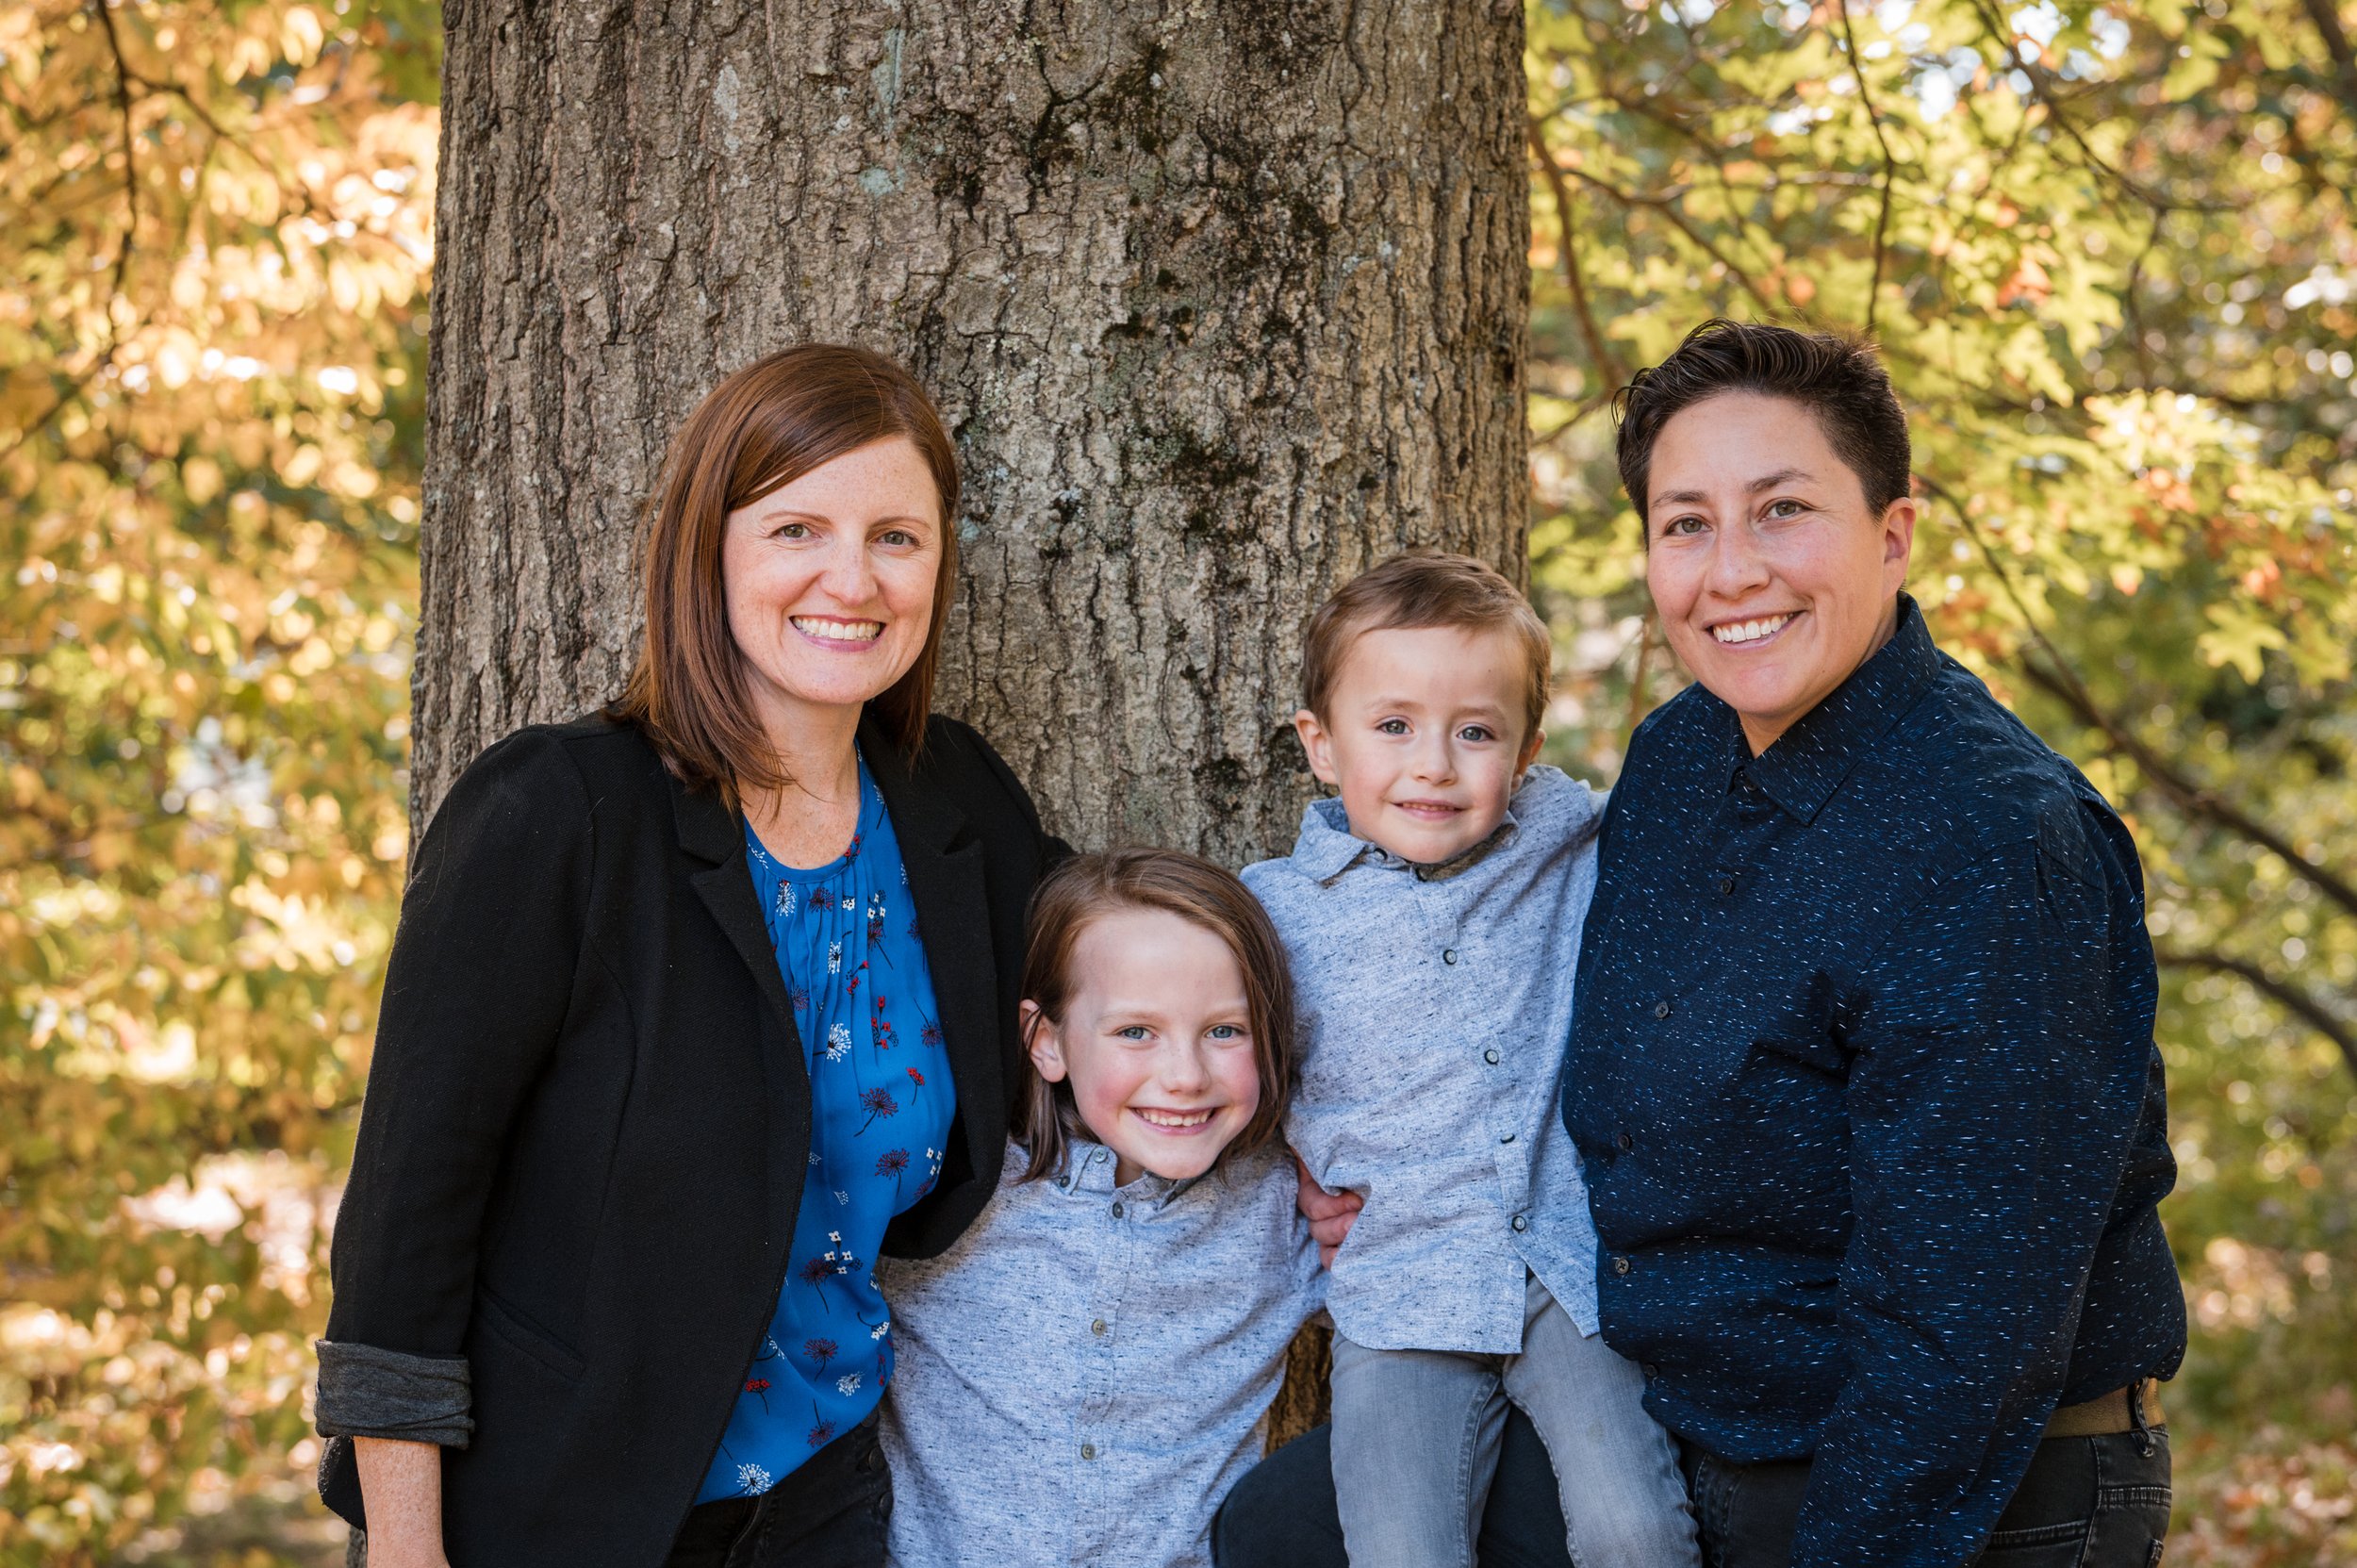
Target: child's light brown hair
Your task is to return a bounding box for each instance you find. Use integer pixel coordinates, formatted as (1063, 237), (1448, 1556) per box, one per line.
(1299, 551), (1553, 746)
(1016, 849), (1297, 1184)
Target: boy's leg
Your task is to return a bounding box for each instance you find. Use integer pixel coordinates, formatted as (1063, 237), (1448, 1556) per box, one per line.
(1502, 1276), (1702, 1568)
(1211, 1414), (1576, 1568)
(1328, 1333), (1508, 1568)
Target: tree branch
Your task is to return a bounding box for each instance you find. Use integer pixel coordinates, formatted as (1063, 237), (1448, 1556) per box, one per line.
(1527, 122), (1626, 394)
(2011, 660), (2357, 924)
(2155, 946), (2357, 1083)
(1960, 0), (2231, 214)
(91, 0), (139, 313)
(1922, 474), (2357, 927)
(1564, 165), (1779, 315)
(1835, 0), (1899, 336)
(2298, 0), (2357, 125)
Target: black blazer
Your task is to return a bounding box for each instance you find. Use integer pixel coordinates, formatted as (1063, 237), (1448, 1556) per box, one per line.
(319, 713), (1058, 1566)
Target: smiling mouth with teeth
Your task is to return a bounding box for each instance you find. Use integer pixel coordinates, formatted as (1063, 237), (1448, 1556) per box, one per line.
(1710, 611), (1798, 647)
(1133, 1107), (1216, 1130)
(792, 616), (883, 643)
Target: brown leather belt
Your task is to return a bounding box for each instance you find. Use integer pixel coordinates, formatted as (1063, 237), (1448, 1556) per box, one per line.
(2045, 1378), (2166, 1439)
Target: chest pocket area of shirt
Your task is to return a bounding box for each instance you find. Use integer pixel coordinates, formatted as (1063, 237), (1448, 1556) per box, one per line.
(1727, 966), (1853, 1082)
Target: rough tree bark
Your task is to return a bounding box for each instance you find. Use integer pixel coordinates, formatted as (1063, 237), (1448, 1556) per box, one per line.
(414, 0), (1529, 1452)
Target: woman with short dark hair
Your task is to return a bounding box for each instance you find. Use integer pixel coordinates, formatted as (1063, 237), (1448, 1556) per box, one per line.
(314, 344), (1061, 1568)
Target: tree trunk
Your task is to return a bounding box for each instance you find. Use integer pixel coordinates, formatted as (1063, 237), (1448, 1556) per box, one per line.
(415, 0), (1528, 1455)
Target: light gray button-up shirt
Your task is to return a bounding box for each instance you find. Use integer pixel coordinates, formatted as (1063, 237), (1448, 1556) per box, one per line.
(878, 1141), (1322, 1568)
(1242, 765), (1605, 1355)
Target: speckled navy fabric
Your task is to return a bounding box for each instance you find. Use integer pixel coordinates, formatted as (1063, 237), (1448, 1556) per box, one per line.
(1562, 595), (2185, 1568)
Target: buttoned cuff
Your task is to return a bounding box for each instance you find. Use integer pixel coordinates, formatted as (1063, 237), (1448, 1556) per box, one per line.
(314, 1340), (474, 1447)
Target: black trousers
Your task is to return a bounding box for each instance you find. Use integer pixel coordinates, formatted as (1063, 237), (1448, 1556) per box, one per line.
(1212, 1411), (2171, 1568)
(1683, 1428), (2172, 1568)
(665, 1414), (892, 1568)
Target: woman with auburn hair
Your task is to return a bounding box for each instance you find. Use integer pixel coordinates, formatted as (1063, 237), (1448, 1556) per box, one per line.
(313, 344), (1062, 1568)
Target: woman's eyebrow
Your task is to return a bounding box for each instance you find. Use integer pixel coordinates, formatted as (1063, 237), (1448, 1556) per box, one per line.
(752, 505), (933, 527)
(1653, 468), (1818, 509)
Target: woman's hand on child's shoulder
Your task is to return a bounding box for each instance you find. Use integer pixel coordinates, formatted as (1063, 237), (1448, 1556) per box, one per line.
(1293, 1152), (1362, 1267)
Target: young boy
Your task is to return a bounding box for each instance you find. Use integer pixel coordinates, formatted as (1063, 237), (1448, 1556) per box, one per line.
(1242, 553), (1698, 1568)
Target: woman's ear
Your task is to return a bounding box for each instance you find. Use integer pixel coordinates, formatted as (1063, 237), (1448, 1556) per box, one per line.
(1021, 999), (1069, 1083)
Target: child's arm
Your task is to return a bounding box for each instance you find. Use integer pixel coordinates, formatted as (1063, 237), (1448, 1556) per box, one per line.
(1293, 1153), (1361, 1267)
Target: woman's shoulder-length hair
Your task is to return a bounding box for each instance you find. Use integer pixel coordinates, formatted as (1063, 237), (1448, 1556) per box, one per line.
(608, 342), (961, 804)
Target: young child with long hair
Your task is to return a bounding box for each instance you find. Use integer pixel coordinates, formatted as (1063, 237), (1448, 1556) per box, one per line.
(1243, 552), (1699, 1568)
(876, 850), (1321, 1568)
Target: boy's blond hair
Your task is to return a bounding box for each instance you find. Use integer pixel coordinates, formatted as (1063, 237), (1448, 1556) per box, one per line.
(1300, 552), (1552, 744)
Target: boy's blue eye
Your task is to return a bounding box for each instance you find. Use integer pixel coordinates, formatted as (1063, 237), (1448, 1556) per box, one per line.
(1115, 1025), (1150, 1040)
(1376, 718), (1409, 735)
(1458, 725), (1495, 743)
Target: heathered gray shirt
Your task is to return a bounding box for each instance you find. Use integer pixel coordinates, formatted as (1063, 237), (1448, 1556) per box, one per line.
(1241, 765), (1605, 1354)
(877, 1141), (1321, 1568)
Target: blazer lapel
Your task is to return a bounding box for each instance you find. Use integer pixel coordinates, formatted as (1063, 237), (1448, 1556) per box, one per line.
(674, 774), (812, 1246)
(865, 720), (1004, 1196)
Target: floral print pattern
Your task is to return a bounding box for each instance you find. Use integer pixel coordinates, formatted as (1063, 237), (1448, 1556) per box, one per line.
(697, 756), (957, 1504)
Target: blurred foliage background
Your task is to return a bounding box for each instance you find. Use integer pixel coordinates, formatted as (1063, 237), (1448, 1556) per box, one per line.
(2, 0), (2351, 1560)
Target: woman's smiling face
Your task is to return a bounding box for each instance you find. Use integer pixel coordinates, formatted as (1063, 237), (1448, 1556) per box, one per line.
(1644, 390), (1917, 754)
(720, 436), (944, 732)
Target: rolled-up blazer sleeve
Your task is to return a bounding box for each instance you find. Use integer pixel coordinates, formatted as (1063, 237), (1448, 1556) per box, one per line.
(317, 730), (594, 1441)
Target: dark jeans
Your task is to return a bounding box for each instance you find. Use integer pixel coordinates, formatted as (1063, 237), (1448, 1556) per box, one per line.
(666, 1413), (892, 1568)
(1211, 1408), (1574, 1568)
(1214, 1412), (2172, 1568)
(1682, 1428), (2172, 1568)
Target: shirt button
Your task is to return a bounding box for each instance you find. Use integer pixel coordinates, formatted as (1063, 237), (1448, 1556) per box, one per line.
(1080, 1443), (1096, 1461)
(1483, 1048), (1501, 1065)
(1510, 1214), (1529, 1233)
(1617, 1131), (1633, 1152)
(1091, 1318), (1109, 1336)
(1652, 1000), (1672, 1019)
(1642, 1362), (1659, 1379)
(1442, 948), (1459, 965)
(1612, 1255), (1632, 1276)
(1500, 1131), (1516, 1144)
(1110, 1201), (1125, 1219)
(1717, 875), (1736, 895)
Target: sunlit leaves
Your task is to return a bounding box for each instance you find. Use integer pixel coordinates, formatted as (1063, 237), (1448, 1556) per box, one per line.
(1, 0), (430, 1560)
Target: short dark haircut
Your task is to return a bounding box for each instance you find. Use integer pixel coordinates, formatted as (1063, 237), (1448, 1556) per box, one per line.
(1300, 552), (1551, 747)
(1613, 320), (1913, 525)
(1015, 849), (1296, 1185)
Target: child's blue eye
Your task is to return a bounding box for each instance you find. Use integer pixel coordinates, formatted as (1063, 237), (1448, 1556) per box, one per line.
(1207, 1024), (1243, 1040)
(1115, 1025), (1150, 1041)
(1376, 718), (1409, 735)
(1458, 725), (1495, 743)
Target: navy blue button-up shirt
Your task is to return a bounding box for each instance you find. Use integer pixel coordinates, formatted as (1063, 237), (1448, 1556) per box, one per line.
(1564, 595), (2184, 1568)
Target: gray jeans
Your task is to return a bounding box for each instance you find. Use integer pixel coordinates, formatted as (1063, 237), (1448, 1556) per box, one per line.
(1329, 1274), (1702, 1568)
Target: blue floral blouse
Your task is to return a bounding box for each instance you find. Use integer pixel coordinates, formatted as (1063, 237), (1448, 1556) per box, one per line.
(697, 757), (959, 1503)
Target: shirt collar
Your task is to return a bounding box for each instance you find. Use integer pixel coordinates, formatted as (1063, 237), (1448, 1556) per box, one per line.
(1051, 1141), (1194, 1206)
(1714, 592), (1944, 824)
(1284, 793), (1522, 885)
